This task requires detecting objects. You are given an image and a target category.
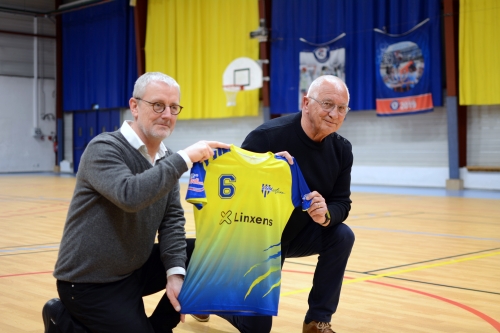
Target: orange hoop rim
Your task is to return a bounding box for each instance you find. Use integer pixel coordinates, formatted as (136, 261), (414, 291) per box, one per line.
(223, 84), (245, 92)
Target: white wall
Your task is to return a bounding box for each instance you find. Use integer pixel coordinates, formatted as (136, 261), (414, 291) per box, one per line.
(338, 107), (449, 167)
(338, 107), (449, 187)
(461, 168), (500, 190)
(0, 76), (57, 172)
(467, 105), (500, 166)
(338, 106), (500, 190)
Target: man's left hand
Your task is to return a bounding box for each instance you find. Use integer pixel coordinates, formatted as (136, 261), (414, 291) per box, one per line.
(275, 151), (294, 165)
(306, 191), (329, 226)
(166, 274), (185, 323)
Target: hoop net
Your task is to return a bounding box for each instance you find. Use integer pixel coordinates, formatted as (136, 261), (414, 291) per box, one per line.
(223, 85), (244, 106)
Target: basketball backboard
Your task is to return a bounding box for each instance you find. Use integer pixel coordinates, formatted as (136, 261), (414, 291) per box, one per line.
(222, 57), (263, 91)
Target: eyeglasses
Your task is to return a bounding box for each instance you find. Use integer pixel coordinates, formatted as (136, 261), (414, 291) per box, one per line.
(307, 96), (350, 115)
(135, 97), (183, 115)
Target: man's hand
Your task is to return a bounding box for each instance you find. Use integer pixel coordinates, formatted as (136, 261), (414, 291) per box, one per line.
(165, 274), (185, 323)
(306, 191), (329, 226)
(183, 141), (231, 163)
(275, 151), (294, 165)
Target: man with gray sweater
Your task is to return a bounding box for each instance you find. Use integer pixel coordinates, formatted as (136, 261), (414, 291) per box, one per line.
(42, 72), (229, 333)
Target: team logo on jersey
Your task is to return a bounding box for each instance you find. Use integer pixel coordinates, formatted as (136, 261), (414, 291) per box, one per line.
(219, 210), (273, 227)
(261, 184), (285, 198)
(262, 184), (272, 197)
(188, 173), (204, 192)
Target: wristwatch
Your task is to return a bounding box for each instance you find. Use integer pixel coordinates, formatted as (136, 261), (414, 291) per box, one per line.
(322, 211), (331, 225)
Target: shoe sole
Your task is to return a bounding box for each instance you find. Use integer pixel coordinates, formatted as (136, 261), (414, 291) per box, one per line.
(190, 314), (210, 322)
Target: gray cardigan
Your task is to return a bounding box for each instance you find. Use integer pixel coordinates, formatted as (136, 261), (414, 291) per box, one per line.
(54, 131), (188, 283)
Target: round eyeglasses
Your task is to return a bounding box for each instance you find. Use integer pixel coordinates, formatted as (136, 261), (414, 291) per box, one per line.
(135, 97), (183, 115)
(308, 96), (350, 115)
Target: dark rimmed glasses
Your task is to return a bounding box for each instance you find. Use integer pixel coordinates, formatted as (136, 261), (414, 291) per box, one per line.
(308, 96), (350, 115)
(135, 97), (183, 115)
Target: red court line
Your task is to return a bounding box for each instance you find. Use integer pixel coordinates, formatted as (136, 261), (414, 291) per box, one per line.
(283, 269), (500, 332)
(367, 280), (500, 332)
(0, 271), (53, 278)
(4, 269), (499, 331)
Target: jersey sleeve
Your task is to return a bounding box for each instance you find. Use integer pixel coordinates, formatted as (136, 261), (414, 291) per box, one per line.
(275, 155), (312, 210)
(185, 162), (207, 210)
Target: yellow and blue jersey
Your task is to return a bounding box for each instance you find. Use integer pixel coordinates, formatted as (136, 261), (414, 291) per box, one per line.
(179, 145), (311, 316)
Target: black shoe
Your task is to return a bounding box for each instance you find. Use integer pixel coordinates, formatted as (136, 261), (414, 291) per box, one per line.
(42, 298), (64, 333)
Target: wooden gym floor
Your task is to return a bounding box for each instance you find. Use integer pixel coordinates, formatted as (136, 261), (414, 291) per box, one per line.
(0, 174), (499, 332)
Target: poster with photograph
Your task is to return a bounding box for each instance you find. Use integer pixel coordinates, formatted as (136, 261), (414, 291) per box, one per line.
(299, 35), (345, 110)
(374, 19), (433, 116)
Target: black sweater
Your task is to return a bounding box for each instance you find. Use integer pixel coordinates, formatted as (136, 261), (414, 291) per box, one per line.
(241, 112), (353, 246)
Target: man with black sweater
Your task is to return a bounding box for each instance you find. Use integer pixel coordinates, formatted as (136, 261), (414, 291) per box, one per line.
(195, 75), (355, 333)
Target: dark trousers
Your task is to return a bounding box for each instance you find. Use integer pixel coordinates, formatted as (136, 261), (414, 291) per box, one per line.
(56, 241), (196, 333)
(221, 222), (355, 333)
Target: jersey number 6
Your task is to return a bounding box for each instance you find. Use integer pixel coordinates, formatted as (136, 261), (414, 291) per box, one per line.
(219, 174), (236, 199)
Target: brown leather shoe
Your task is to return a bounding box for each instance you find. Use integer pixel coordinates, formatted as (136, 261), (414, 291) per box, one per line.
(303, 320), (336, 333)
(191, 314), (210, 322)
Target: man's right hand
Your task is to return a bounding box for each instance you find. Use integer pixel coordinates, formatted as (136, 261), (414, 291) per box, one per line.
(183, 141), (230, 163)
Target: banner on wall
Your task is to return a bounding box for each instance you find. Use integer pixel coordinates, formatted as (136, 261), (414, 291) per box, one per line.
(298, 33), (346, 111)
(374, 19), (433, 116)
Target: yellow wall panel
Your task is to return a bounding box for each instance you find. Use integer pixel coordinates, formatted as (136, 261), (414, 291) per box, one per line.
(146, 0), (260, 119)
(459, 0), (500, 105)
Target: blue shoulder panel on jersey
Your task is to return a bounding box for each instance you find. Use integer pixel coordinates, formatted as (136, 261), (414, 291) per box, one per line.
(274, 155), (312, 210)
(186, 162), (207, 210)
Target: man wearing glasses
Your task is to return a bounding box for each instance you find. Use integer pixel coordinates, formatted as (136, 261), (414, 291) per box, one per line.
(197, 75), (355, 333)
(42, 72), (229, 333)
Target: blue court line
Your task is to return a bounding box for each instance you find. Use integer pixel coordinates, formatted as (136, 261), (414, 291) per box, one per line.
(0, 245), (59, 253)
(349, 225), (500, 242)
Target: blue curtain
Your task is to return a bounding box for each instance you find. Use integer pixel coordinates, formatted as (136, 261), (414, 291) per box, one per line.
(62, 0), (137, 111)
(270, 0), (442, 114)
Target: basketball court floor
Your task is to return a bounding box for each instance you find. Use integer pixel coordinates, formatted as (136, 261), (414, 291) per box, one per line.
(0, 173), (499, 332)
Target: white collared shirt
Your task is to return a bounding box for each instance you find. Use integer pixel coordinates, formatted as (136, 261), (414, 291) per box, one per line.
(120, 121), (167, 165)
(120, 121), (192, 168)
(119, 120), (187, 277)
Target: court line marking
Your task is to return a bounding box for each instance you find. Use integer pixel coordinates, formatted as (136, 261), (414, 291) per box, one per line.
(344, 250), (498, 284)
(0, 207), (70, 219)
(0, 250), (59, 257)
(289, 262), (500, 295)
(365, 280), (500, 332)
(1, 270), (499, 331)
(281, 251), (500, 296)
(0, 194), (71, 203)
(0, 245), (60, 253)
(369, 275), (500, 296)
(0, 271), (53, 279)
(0, 242), (60, 250)
(403, 214), (500, 226)
(282, 271), (500, 332)
(350, 212), (500, 227)
(366, 246), (500, 273)
(349, 225), (500, 242)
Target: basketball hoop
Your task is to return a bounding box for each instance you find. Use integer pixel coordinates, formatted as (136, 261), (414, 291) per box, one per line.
(223, 85), (244, 107)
